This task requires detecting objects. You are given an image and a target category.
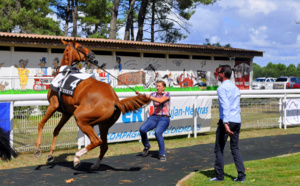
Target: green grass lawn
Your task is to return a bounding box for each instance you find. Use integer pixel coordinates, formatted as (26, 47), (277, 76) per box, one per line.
(0, 85), (218, 95)
(181, 152), (300, 185)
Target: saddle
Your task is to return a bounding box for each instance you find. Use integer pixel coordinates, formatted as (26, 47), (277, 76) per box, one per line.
(50, 65), (95, 113)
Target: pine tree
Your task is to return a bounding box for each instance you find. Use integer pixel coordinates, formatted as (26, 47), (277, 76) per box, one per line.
(136, 0), (217, 42)
(109, 0), (121, 39)
(0, 0), (62, 35)
(52, 0), (73, 36)
(80, 0), (111, 38)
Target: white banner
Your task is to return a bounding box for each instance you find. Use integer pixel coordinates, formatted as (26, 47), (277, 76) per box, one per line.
(284, 99), (300, 125)
(169, 97), (195, 120)
(196, 96), (212, 126)
(78, 95), (212, 147)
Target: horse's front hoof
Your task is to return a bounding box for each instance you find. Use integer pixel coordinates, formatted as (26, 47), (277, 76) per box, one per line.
(90, 164), (99, 171)
(47, 155), (54, 163)
(34, 150), (42, 158)
(74, 161), (81, 169)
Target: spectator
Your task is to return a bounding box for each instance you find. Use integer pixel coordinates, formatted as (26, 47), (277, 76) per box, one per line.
(209, 65), (246, 182)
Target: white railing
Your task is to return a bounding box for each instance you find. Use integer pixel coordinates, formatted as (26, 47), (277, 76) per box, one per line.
(1, 75), (109, 91)
(0, 76), (54, 91)
(1, 89), (300, 152)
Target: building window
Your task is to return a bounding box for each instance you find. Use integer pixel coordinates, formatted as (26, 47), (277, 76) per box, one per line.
(0, 46), (10, 51)
(192, 55), (211, 60)
(15, 47), (47, 53)
(116, 52), (140, 57)
(214, 56), (230, 61)
(51, 48), (65, 53)
(235, 57), (251, 62)
(143, 53), (166, 58)
(169, 54), (189, 59)
(93, 51), (112, 55)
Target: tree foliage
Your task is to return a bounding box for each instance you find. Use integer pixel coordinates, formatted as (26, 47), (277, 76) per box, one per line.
(51, 0), (73, 36)
(0, 0), (62, 35)
(253, 62), (300, 79)
(203, 38), (231, 47)
(0, 0), (218, 43)
(80, 0), (111, 38)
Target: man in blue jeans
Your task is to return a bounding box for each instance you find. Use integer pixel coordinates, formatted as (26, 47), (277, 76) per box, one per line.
(209, 65), (246, 182)
(136, 80), (170, 162)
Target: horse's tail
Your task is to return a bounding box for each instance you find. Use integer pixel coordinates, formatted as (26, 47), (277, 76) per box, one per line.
(115, 94), (151, 115)
(0, 127), (18, 161)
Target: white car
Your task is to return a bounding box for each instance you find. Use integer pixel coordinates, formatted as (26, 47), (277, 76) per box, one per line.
(252, 77), (276, 90)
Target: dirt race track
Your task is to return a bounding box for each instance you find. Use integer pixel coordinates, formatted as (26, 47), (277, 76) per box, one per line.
(1, 134), (300, 186)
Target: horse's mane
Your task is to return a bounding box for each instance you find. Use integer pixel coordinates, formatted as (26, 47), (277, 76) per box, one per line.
(63, 48), (70, 65)
(60, 46), (72, 66)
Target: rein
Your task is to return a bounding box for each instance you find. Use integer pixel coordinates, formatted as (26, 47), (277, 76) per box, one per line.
(95, 63), (138, 92)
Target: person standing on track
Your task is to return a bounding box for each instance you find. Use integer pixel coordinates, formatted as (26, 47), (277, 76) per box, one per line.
(136, 80), (170, 162)
(209, 65), (246, 182)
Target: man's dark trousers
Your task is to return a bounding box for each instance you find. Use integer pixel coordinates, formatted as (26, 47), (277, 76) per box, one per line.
(214, 120), (246, 180)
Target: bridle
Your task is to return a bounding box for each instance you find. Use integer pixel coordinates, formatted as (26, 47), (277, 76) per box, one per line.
(55, 43), (96, 74)
(67, 43), (96, 66)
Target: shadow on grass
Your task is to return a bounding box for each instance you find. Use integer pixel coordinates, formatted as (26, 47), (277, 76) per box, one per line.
(199, 169), (235, 180)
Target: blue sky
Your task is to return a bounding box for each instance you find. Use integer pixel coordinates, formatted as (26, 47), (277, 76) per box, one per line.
(181, 0), (300, 67)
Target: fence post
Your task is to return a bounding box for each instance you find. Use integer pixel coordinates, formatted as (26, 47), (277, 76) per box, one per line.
(194, 96), (197, 138)
(10, 101), (14, 149)
(283, 93), (287, 129)
(84, 134), (89, 147)
(284, 82), (286, 89)
(278, 98), (282, 129)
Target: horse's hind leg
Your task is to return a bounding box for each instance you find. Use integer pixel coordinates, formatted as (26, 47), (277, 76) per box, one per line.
(47, 113), (72, 163)
(73, 122), (103, 169)
(35, 100), (59, 157)
(91, 109), (120, 170)
(90, 126), (109, 170)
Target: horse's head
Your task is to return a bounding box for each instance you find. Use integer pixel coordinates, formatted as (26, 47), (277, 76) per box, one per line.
(60, 38), (95, 66)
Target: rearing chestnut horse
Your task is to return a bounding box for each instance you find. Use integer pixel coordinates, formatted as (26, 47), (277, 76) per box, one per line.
(35, 38), (150, 170)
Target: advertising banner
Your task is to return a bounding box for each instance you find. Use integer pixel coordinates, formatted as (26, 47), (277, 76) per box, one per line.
(283, 99), (300, 125)
(78, 96), (212, 147)
(0, 102), (11, 139)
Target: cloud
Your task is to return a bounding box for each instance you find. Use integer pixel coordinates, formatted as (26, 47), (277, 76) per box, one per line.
(183, 0), (300, 67)
(189, 7), (223, 35)
(210, 36), (221, 43)
(249, 26), (270, 47)
(218, 0), (277, 17)
(245, 0), (277, 15)
(117, 27), (125, 40)
(297, 35), (300, 43)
